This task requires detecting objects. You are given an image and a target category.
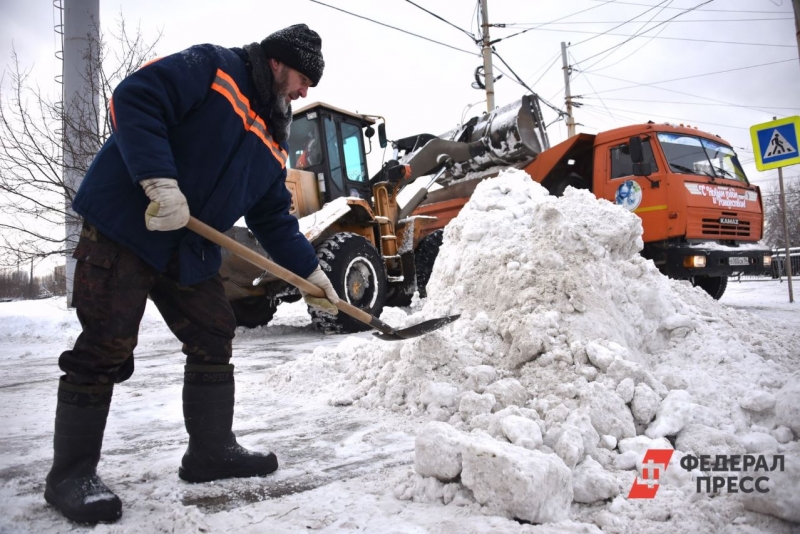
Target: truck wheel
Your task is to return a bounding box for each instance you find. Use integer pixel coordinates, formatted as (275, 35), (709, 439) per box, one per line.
(311, 233), (387, 333)
(415, 230), (444, 299)
(547, 172), (588, 197)
(230, 296), (278, 328)
(692, 275), (728, 300)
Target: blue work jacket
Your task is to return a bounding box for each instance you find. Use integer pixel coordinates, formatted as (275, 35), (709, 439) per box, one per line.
(72, 44), (318, 285)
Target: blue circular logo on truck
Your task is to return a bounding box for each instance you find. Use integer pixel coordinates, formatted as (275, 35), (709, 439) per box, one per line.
(615, 180), (642, 211)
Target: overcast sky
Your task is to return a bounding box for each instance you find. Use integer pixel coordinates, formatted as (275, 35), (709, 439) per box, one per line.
(1, 0), (798, 190)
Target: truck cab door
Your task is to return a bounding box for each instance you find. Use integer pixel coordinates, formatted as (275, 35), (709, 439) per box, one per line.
(602, 137), (669, 242)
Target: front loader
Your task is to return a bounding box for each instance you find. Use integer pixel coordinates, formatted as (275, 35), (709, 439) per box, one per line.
(219, 99), (546, 332)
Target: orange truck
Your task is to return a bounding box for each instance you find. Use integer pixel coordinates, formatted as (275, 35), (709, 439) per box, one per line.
(220, 98), (771, 331)
(413, 122), (771, 300)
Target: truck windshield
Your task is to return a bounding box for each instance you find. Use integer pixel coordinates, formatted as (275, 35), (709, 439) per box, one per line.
(657, 133), (748, 184)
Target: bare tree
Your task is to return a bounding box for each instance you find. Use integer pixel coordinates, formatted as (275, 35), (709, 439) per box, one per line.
(0, 16), (160, 268)
(763, 177), (800, 250)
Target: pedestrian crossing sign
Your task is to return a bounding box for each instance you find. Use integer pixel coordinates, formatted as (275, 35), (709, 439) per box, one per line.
(750, 116), (800, 171)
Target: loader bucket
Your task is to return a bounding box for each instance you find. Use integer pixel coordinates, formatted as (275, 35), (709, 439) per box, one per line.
(449, 94), (543, 180)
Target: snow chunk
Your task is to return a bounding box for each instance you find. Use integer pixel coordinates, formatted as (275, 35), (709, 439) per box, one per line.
(742, 452), (800, 523)
(420, 381), (459, 408)
(572, 455), (620, 504)
(774, 376), (800, 435)
(554, 424), (586, 469)
(484, 378), (528, 411)
(616, 378), (635, 404)
(500, 415), (543, 450)
(459, 392), (496, 418)
(618, 435), (673, 456)
(770, 426), (794, 444)
(739, 432), (778, 454)
(738, 390), (776, 412)
(414, 422), (466, 481)
(586, 342), (617, 371)
(646, 389), (694, 438)
(631, 383), (661, 424)
(675, 423), (744, 457)
(461, 435), (572, 523)
(579, 382), (636, 440)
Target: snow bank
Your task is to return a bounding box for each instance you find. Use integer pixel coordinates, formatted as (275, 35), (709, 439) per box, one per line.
(267, 170), (800, 527)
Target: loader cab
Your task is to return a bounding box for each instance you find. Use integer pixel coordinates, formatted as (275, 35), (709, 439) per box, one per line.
(288, 102), (377, 205)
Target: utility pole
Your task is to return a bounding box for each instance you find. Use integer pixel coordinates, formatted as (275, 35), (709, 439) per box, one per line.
(561, 42), (576, 138)
(63, 0), (99, 306)
(794, 0), (800, 67)
(777, 167), (795, 302)
(770, 116), (794, 303)
(479, 0), (495, 112)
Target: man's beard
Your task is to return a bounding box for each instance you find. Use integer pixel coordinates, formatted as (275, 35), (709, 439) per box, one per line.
(272, 67), (291, 115)
(269, 66), (293, 142)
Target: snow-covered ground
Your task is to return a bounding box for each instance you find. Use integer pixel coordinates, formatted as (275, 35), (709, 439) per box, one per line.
(1, 170), (799, 533)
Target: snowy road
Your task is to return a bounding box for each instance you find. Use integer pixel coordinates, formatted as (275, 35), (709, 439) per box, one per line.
(0, 279), (796, 533)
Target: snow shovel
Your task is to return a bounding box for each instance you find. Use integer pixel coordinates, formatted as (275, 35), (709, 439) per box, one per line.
(186, 217), (460, 340)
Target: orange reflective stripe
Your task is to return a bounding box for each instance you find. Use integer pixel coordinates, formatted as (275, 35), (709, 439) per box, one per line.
(109, 97), (117, 131)
(210, 69), (287, 168)
(139, 57), (162, 69)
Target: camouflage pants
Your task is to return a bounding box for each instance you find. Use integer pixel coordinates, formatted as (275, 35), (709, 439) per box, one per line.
(59, 223), (236, 385)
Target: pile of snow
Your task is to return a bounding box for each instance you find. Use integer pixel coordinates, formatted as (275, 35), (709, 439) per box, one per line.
(267, 170), (800, 528)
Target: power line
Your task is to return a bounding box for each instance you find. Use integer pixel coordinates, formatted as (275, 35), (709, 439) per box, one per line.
(581, 102), (749, 131)
(578, 64), (797, 115)
(579, 97), (800, 112)
(308, 0), (478, 56)
(589, 0), (792, 14)
(569, 0), (674, 47)
(569, 51), (618, 122)
(584, 59), (797, 95)
(491, 50), (566, 116)
(489, 0), (617, 45)
(404, 0), (477, 41)
(579, 0), (675, 72)
(495, 17), (793, 25)
(527, 52), (562, 89)
(521, 27), (796, 49)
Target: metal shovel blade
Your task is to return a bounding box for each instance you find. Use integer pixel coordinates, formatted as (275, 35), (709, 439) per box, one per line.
(373, 314), (461, 341)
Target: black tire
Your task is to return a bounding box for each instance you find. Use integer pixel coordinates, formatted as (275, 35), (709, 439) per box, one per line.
(311, 233), (387, 334)
(692, 275), (728, 300)
(230, 296), (278, 328)
(547, 172), (588, 197)
(415, 230), (444, 299)
(385, 281), (413, 308)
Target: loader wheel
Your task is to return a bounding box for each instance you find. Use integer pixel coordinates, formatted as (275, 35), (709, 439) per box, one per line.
(230, 296), (278, 328)
(415, 230), (444, 299)
(547, 172), (588, 197)
(691, 275), (728, 300)
(311, 232), (387, 334)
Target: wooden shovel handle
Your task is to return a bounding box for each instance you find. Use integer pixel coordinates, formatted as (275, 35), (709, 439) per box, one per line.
(185, 217), (389, 332)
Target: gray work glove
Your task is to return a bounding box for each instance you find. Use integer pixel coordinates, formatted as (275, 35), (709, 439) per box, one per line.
(140, 178), (190, 231)
(302, 265), (339, 315)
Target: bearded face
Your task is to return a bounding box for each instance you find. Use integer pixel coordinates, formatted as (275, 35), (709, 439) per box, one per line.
(272, 65), (292, 115)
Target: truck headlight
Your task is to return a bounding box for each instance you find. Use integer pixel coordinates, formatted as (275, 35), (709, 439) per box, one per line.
(683, 255), (707, 268)
(763, 256), (772, 266)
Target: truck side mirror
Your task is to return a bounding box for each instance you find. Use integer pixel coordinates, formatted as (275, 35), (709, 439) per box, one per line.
(629, 136), (653, 179)
(629, 136), (644, 164)
(378, 123), (387, 149)
(633, 162), (652, 178)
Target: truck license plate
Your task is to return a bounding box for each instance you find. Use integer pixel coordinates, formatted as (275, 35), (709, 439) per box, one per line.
(729, 257), (749, 266)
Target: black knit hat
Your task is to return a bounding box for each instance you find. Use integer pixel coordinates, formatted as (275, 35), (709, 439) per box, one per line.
(260, 24), (324, 87)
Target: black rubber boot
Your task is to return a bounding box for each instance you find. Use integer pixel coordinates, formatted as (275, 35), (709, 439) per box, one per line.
(178, 364), (278, 483)
(44, 379), (122, 524)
